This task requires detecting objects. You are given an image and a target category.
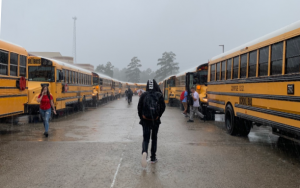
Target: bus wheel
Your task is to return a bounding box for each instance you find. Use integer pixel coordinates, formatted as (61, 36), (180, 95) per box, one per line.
(239, 119), (252, 136)
(225, 104), (238, 135)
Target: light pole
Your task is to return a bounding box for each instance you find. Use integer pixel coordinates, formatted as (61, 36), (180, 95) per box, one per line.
(219, 45), (224, 53)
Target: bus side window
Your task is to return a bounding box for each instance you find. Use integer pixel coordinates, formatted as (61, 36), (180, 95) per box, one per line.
(20, 55), (27, 77)
(221, 61), (226, 80)
(259, 46), (269, 76)
(10, 52), (18, 76)
(0, 50), (8, 76)
(271, 42), (283, 75)
(233, 56), (239, 79)
(227, 59), (232, 80)
(210, 64), (215, 81)
(286, 36), (300, 74)
(216, 62), (220, 80)
(240, 54), (247, 78)
(249, 51), (257, 77)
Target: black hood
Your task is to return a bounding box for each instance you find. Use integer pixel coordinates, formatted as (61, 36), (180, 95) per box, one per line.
(146, 79), (161, 93)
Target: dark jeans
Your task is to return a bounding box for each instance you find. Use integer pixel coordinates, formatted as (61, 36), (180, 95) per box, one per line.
(142, 120), (159, 160)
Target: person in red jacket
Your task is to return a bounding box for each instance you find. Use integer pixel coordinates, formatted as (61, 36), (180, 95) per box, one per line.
(37, 85), (56, 137)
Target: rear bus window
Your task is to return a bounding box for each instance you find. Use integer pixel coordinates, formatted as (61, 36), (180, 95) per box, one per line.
(20, 55), (27, 77)
(226, 59), (232, 79)
(271, 42), (283, 75)
(286, 36), (300, 74)
(233, 56), (239, 79)
(259, 46), (269, 76)
(10, 52), (18, 76)
(240, 54), (247, 78)
(210, 64), (215, 81)
(0, 50), (8, 75)
(221, 61), (225, 80)
(248, 50), (257, 77)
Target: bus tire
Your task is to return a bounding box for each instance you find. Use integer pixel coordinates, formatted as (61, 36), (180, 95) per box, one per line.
(239, 119), (252, 136)
(225, 104), (238, 135)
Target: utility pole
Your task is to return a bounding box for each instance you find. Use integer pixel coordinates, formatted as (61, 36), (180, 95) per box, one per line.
(72, 17), (77, 64)
(219, 45), (224, 53)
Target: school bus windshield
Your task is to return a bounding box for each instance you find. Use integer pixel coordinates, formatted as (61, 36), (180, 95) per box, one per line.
(28, 66), (55, 82)
(196, 70), (208, 85)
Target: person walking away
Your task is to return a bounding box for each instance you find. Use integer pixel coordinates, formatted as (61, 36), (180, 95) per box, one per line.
(37, 85), (56, 137)
(138, 79), (166, 168)
(180, 90), (188, 117)
(127, 87), (133, 103)
(187, 87), (204, 122)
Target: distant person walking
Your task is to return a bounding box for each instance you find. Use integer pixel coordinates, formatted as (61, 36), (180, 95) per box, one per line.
(187, 87), (204, 122)
(127, 87), (133, 104)
(180, 89), (188, 117)
(37, 85), (56, 137)
(138, 79), (166, 168)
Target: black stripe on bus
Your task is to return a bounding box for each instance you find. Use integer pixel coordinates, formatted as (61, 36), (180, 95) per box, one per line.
(0, 87), (28, 89)
(0, 76), (28, 80)
(65, 84), (92, 87)
(208, 99), (225, 105)
(0, 94), (27, 98)
(236, 112), (300, 136)
(208, 74), (300, 85)
(56, 96), (79, 101)
(0, 111), (23, 118)
(235, 104), (300, 121)
(64, 90), (93, 93)
(207, 91), (300, 102)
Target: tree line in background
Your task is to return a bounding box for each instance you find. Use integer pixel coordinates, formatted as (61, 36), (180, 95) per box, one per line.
(95, 51), (180, 83)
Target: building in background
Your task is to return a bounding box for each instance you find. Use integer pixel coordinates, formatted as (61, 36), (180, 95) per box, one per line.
(29, 52), (94, 71)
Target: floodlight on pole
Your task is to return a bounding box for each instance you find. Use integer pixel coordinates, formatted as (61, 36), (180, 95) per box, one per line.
(219, 45), (224, 53)
(72, 17), (77, 64)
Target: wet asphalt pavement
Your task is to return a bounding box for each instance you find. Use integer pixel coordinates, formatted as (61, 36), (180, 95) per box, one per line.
(0, 96), (300, 188)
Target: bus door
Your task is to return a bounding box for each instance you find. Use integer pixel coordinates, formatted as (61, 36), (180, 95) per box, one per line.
(186, 72), (195, 95)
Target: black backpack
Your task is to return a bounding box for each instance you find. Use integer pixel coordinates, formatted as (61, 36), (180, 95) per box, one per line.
(142, 91), (161, 120)
(128, 89), (133, 96)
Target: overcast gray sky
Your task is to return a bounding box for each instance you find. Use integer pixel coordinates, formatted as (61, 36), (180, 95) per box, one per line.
(2, 0), (300, 72)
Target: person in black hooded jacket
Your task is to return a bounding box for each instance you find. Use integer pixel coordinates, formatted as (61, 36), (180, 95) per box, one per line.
(138, 79), (165, 167)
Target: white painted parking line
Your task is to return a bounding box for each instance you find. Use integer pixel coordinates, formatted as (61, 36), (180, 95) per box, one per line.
(110, 114), (136, 188)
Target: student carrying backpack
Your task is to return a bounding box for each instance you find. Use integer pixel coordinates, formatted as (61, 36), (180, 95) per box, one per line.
(138, 79), (166, 168)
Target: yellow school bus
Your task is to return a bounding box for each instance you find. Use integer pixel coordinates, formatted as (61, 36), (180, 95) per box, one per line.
(26, 56), (93, 114)
(185, 63), (212, 118)
(208, 20), (300, 139)
(92, 72), (116, 103)
(161, 75), (176, 106)
(0, 40), (28, 118)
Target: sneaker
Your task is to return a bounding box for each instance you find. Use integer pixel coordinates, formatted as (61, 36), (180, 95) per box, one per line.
(151, 158), (158, 164)
(141, 152), (147, 168)
(187, 119), (194, 122)
(182, 112), (186, 116)
(45, 132), (48, 137)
